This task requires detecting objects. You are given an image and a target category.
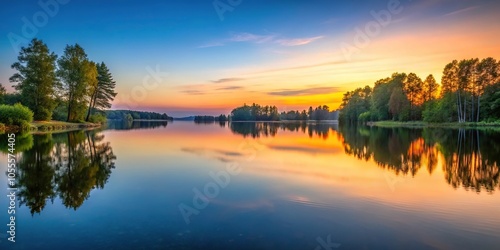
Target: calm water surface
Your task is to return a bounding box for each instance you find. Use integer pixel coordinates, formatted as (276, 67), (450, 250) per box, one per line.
(0, 121), (499, 249)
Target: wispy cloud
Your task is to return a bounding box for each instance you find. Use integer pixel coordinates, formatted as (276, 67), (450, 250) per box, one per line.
(444, 6), (480, 17)
(216, 86), (243, 90)
(275, 36), (324, 46)
(197, 42), (225, 48)
(268, 87), (342, 96)
(181, 147), (244, 163)
(256, 59), (374, 74)
(181, 90), (206, 95)
(229, 32), (276, 43)
(199, 32), (323, 48)
(211, 77), (245, 83)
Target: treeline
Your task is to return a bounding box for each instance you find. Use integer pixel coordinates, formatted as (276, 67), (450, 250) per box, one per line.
(2, 38), (117, 123)
(194, 115), (228, 123)
(230, 103), (338, 121)
(339, 57), (500, 123)
(106, 110), (173, 121)
(339, 126), (500, 193)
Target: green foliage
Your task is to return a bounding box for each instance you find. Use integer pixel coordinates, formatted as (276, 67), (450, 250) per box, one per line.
(480, 82), (500, 120)
(106, 110), (172, 121)
(9, 39), (58, 121)
(358, 111), (371, 123)
(52, 100), (68, 121)
(422, 93), (456, 123)
(423, 74), (439, 102)
(309, 105), (334, 120)
(370, 73), (406, 121)
(280, 110), (308, 121)
(124, 113), (133, 122)
(194, 115), (215, 123)
(339, 86), (371, 123)
(388, 86), (410, 121)
(0, 103), (34, 126)
(88, 113), (107, 124)
(86, 62), (117, 121)
(2, 93), (22, 105)
(0, 83), (6, 104)
(0, 132), (34, 153)
(193, 115), (227, 123)
(440, 58), (499, 122)
(217, 114), (228, 122)
(340, 57), (499, 124)
(404, 73), (424, 120)
(57, 44), (98, 122)
(230, 103), (334, 121)
(231, 103), (280, 121)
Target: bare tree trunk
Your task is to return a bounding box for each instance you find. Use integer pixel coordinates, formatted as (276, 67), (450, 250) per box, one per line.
(85, 92), (96, 122)
(471, 94), (474, 123)
(463, 94), (467, 123)
(477, 94), (480, 122)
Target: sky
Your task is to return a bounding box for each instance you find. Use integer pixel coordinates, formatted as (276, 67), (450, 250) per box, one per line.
(1, 0), (499, 117)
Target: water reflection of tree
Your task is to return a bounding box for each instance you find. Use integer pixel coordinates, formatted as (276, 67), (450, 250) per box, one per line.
(429, 129), (500, 193)
(106, 120), (169, 130)
(6, 130), (116, 214)
(230, 122), (337, 139)
(16, 134), (56, 214)
(339, 126), (500, 193)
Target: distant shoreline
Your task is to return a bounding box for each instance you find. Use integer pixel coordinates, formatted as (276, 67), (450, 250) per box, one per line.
(228, 120), (339, 123)
(368, 121), (500, 129)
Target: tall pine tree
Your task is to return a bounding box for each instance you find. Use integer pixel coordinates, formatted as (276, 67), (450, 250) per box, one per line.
(86, 62), (117, 121)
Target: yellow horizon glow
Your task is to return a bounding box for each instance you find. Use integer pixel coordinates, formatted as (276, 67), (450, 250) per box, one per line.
(111, 5), (500, 115)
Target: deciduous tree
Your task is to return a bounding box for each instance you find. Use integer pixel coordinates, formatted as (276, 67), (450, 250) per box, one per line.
(9, 39), (58, 120)
(57, 44), (97, 122)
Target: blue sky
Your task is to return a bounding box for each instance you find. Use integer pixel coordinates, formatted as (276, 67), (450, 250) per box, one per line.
(1, 0), (499, 116)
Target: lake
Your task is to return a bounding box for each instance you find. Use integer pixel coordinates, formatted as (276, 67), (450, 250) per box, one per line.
(1, 121), (499, 249)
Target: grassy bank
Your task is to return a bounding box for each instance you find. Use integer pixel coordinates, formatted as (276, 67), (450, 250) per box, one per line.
(368, 121), (500, 129)
(0, 120), (102, 133)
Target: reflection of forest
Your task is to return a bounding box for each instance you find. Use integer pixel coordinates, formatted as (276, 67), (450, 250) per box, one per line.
(1, 130), (116, 214)
(230, 122), (338, 139)
(338, 126), (500, 193)
(106, 120), (169, 130)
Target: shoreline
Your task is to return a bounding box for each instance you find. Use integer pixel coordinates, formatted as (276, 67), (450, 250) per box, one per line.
(367, 121), (500, 129)
(1, 121), (102, 134)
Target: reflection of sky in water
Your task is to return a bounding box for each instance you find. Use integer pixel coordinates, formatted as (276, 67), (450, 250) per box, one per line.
(0, 122), (499, 249)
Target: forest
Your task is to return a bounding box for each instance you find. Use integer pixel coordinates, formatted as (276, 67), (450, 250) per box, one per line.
(339, 57), (500, 124)
(194, 115), (228, 123)
(230, 103), (338, 121)
(106, 110), (173, 122)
